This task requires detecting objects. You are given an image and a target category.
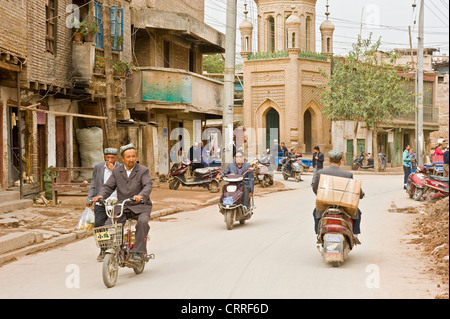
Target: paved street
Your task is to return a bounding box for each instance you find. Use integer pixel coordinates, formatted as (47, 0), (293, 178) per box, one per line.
(0, 172), (440, 299)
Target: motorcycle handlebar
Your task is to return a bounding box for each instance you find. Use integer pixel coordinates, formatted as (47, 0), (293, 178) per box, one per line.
(101, 197), (143, 219)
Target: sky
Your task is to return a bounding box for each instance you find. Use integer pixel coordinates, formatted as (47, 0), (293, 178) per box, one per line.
(204, 0), (449, 59)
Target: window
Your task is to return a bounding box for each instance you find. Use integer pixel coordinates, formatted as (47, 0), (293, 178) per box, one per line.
(292, 32), (296, 48)
(267, 17), (275, 52)
(164, 41), (171, 68)
(94, 1), (123, 51)
(305, 16), (311, 51)
(46, 0), (57, 54)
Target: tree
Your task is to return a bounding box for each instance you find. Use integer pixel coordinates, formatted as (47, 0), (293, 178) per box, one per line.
(319, 33), (415, 171)
(203, 54), (225, 74)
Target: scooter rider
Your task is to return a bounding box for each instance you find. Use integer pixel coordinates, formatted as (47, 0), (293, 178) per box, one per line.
(223, 149), (254, 212)
(312, 150), (364, 243)
(92, 144), (153, 261)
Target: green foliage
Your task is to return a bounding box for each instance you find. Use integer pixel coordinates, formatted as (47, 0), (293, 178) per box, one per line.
(319, 33), (416, 129)
(76, 21), (98, 36)
(203, 54), (225, 74)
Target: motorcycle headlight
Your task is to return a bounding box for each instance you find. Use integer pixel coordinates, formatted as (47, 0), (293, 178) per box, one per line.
(227, 185), (237, 192)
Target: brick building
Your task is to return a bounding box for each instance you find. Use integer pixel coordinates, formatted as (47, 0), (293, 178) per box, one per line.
(240, 0), (334, 156)
(126, 0), (226, 178)
(1, 0), (133, 195)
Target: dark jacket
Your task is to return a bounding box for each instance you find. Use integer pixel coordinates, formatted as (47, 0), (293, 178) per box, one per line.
(97, 163), (153, 215)
(312, 151), (324, 170)
(86, 161), (120, 204)
(223, 161), (254, 193)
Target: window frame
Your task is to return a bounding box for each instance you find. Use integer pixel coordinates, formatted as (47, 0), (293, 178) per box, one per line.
(46, 0), (58, 55)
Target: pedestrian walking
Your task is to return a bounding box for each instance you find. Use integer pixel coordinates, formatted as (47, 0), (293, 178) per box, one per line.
(402, 144), (411, 189)
(311, 146), (324, 186)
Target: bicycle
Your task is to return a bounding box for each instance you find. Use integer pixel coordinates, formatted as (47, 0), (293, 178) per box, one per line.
(93, 197), (155, 288)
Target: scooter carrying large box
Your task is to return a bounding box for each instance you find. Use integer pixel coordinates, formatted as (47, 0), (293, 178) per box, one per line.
(316, 175), (362, 216)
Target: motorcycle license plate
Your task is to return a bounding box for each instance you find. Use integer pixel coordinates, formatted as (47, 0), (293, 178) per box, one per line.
(258, 174), (264, 180)
(325, 233), (342, 243)
(96, 231), (111, 242)
(223, 197), (234, 205)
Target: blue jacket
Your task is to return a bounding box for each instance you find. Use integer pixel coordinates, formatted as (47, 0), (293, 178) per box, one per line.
(223, 162), (254, 193)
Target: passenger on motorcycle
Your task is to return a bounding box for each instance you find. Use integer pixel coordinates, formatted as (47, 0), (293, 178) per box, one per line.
(311, 150), (364, 242)
(92, 143), (153, 260)
(223, 149), (254, 212)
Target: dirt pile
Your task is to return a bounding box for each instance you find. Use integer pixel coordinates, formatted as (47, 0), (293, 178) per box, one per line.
(409, 197), (449, 299)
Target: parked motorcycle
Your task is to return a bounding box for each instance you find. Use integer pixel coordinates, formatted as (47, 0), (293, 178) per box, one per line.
(423, 174), (449, 203)
(317, 206), (361, 267)
(218, 168), (254, 230)
(281, 156), (303, 182)
(254, 150), (274, 188)
(406, 166), (428, 201)
(352, 152), (386, 171)
(168, 158), (222, 193)
(94, 197), (155, 288)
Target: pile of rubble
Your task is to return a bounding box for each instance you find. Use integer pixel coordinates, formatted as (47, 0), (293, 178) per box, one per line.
(408, 197), (449, 299)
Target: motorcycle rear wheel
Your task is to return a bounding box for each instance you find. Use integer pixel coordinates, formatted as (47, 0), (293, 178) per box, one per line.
(102, 252), (119, 288)
(295, 172), (302, 182)
(133, 259), (145, 275)
(425, 189), (440, 203)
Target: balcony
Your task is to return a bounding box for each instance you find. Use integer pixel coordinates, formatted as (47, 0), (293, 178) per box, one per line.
(71, 42), (125, 97)
(126, 67), (224, 116)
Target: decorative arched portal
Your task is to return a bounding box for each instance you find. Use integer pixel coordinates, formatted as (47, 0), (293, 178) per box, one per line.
(303, 109), (312, 153)
(265, 107), (279, 149)
(303, 100), (323, 154)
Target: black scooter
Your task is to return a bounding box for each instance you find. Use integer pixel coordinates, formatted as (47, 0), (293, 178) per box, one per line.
(352, 152), (386, 171)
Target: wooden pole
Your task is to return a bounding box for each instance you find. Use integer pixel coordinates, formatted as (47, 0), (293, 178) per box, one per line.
(102, 0), (118, 149)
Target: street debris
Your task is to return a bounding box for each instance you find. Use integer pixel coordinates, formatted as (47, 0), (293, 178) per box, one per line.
(408, 197), (449, 299)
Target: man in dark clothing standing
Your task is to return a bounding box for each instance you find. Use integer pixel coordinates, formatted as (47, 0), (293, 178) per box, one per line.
(311, 146), (324, 186)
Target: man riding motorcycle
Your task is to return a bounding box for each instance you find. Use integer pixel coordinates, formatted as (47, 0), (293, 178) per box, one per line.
(223, 149), (254, 212)
(92, 144), (153, 261)
(311, 150), (364, 243)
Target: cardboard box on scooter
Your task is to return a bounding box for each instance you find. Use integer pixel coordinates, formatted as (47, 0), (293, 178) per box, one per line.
(316, 175), (362, 216)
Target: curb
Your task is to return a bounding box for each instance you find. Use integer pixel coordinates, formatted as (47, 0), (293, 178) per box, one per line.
(0, 206), (202, 266)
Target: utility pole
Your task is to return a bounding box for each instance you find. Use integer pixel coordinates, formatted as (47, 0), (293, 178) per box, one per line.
(222, 0), (237, 170)
(417, 0), (424, 166)
(102, 0), (118, 149)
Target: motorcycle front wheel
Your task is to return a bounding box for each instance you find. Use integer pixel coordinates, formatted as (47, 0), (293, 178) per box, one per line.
(102, 252), (119, 288)
(226, 210), (234, 230)
(351, 163), (359, 170)
(208, 180), (220, 193)
(412, 187), (423, 201)
(169, 179), (181, 190)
